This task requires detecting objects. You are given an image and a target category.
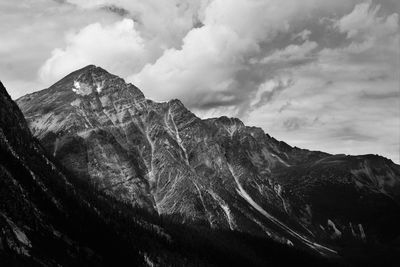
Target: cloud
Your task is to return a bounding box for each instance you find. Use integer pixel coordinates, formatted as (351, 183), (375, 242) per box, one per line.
(245, 1), (399, 162)
(64, 0), (210, 48)
(330, 126), (378, 142)
(1, 0), (399, 162)
(360, 90), (399, 100)
(250, 78), (295, 110)
(101, 5), (130, 17)
(283, 117), (308, 131)
(257, 40), (319, 70)
(130, 23), (259, 108)
(0, 0), (126, 97)
(39, 18), (148, 83)
(337, 2), (398, 40)
(130, 0), (333, 110)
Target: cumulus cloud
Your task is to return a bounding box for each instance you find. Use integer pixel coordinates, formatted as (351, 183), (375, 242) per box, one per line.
(0, 0), (126, 97)
(130, 23), (258, 107)
(250, 78), (295, 111)
(1, 0), (398, 162)
(337, 2), (398, 39)
(130, 0), (334, 109)
(39, 18), (148, 83)
(259, 41), (318, 65)
(65, 0), (211, 48)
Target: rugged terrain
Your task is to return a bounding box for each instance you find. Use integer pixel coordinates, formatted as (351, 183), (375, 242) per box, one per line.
(15, 65), (400, 263)
(3, 79), (350, 266)
(0, 80), (144, 265)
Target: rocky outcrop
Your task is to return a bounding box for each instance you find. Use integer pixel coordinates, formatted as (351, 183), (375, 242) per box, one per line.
(0, 80), (142, 265)
(17, 65), (400, 256)
(1, 78), (345, 267)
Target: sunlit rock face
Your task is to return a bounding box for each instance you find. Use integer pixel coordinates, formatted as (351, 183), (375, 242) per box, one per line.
(17, 65), (400, 254)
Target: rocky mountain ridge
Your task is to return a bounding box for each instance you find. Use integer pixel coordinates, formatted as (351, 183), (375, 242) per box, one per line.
(16, 65), (400, 260)
(1, 78), (347, 267)
(0, 79), (144, 265)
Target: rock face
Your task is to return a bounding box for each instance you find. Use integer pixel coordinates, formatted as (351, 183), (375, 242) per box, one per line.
(17, 65), (400, 255)
(0, 80), (142, 265)
(0, 79), (344, 267)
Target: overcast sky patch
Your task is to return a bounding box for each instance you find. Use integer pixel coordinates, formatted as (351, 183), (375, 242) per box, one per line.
(0, 0), (398, 163)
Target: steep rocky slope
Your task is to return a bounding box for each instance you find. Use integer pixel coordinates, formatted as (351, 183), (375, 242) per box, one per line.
(0, 80), (145, 265)
(1, 79), (344, 267)
(16, 65), (400, 259)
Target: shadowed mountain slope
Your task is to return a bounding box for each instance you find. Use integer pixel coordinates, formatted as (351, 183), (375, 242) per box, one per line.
(14, 65), (400, 265)
(1, 78), (349, 267)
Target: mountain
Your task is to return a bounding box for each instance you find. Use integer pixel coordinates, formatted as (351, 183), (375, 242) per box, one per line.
(0, 79), (147, 265)
(1, 79), (347, 267)
(15, 65), (400, 264)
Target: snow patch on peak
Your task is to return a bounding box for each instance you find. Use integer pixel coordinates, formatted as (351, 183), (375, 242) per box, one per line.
(72, 81), (93, 96)
(95, 80), (105, 93)
(73, 81), (80, 89)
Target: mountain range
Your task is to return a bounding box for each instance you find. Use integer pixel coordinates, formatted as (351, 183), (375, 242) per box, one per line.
(1, 65), (399, 266)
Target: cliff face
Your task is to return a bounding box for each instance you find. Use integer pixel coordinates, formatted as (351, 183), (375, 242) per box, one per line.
(17, 65), (400, 254)
(0, 80), (142, 265)
(0, 79), (345, 267)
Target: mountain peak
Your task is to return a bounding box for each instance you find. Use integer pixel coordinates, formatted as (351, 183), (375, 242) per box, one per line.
(81, 64), (96, 70)
(38, 65), (145, 100)
(13, 65), (400, 263)
(17, 66), (146, 123)
(71, 64), (107, 75)
(48, 64), (115, 94)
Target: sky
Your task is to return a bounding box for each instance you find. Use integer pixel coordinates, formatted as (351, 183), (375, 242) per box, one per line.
(0, 0), (399, 163)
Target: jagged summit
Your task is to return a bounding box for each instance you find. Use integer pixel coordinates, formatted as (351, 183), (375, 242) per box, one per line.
(39, 64), (112, 93)
(3, 78), (364, 267)
(56, 64), (109, 80)
(0, 79), (149, 266)
(80, 64), (97, 70)
(17, 65), (145, 124)
(67, 64), (100, 75)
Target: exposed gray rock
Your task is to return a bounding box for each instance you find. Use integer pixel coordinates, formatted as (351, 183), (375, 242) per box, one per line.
(17, 65), (400, 255)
